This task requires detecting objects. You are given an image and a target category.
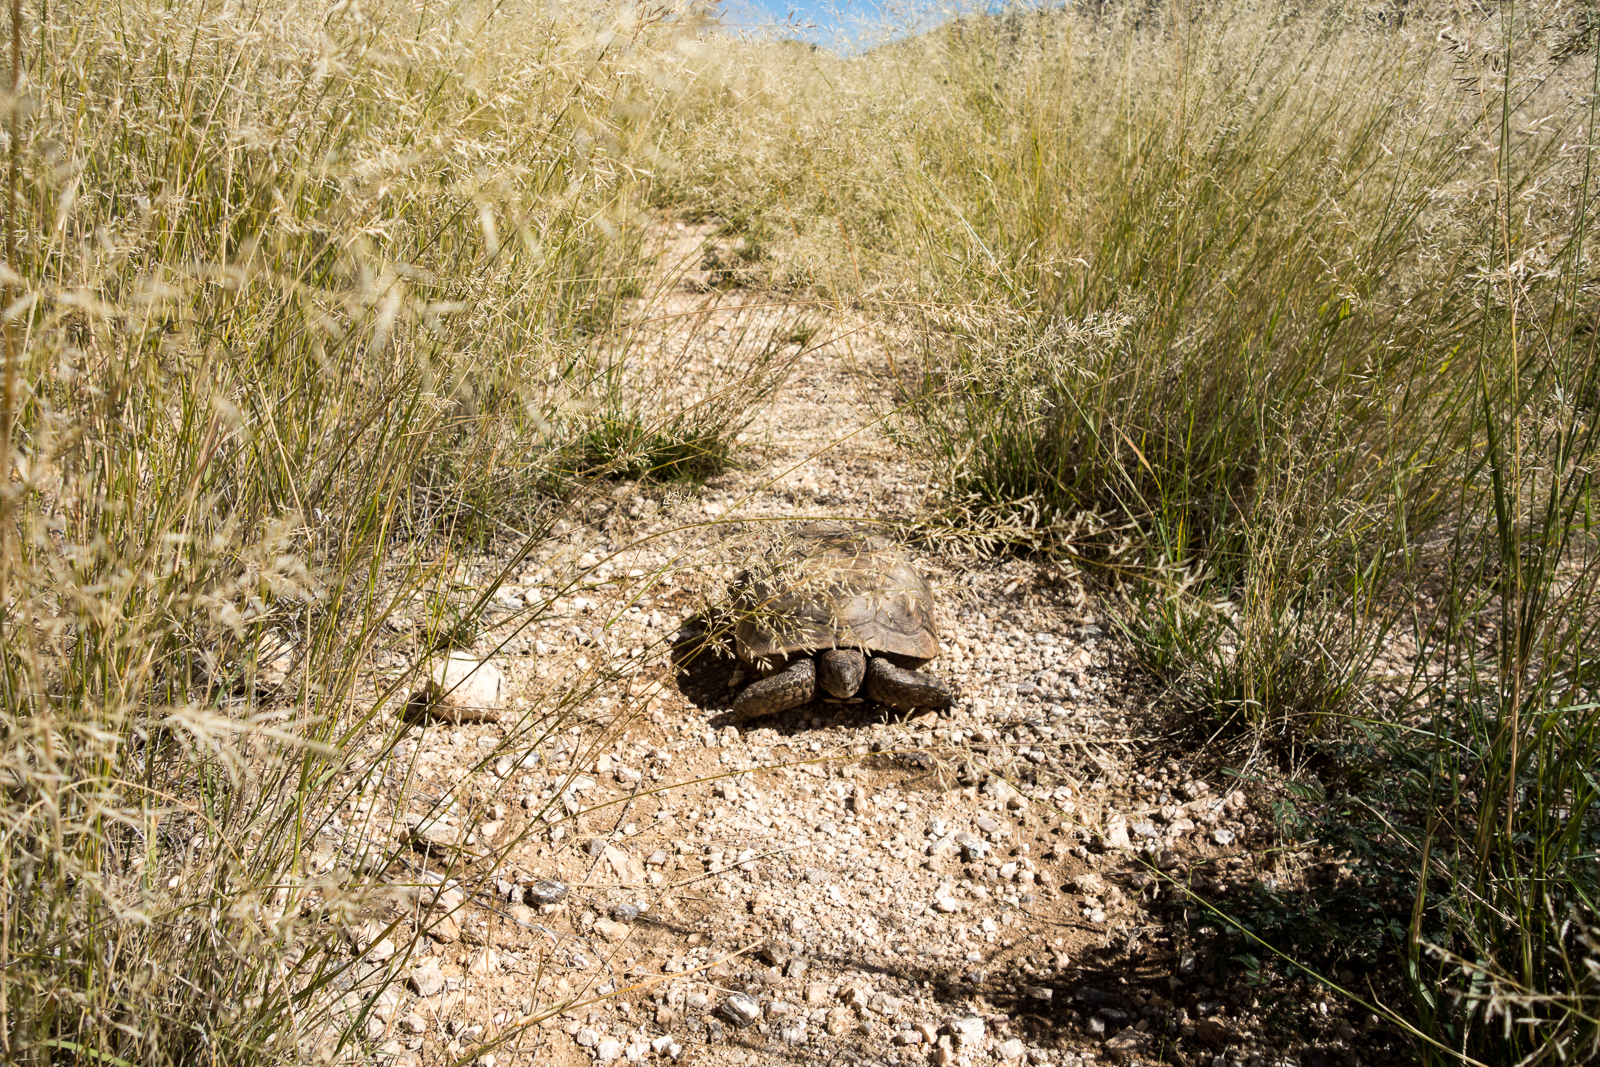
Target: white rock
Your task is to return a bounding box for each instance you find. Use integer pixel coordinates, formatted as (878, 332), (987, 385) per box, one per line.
(596, 1037), (623, 1062)
(998, 1038), (1027, 1060)
(719, 992), (763, 1027)
(841, 982), (871, 1010)
(410, 960), (445, 997)
(947, 1015), (985, 1046)
(1072, 873), (1105, 894)
(409, 654), (505, 723)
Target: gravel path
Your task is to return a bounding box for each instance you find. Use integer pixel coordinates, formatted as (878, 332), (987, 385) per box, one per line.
(307, 228), (1389, 1067)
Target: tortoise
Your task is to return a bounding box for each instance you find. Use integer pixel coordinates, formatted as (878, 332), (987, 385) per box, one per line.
(727, 524), (955, 721)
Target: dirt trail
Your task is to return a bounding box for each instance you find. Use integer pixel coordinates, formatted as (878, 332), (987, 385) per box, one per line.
(329, 226), (1389, 1067)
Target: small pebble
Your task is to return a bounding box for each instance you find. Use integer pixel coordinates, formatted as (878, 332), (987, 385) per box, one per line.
(719, 993), (762, 1027)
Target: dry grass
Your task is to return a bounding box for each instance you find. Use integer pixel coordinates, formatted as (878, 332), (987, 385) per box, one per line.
(0, 1), (786, 1063)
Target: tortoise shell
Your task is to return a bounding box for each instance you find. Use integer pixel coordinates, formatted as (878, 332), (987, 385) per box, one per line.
(732, 524), (940, 668)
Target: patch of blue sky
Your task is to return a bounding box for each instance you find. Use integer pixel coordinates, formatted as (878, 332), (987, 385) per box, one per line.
(716, 0), (1047, 53)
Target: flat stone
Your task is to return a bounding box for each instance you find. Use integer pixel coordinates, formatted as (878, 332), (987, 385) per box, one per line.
(1193, 1017), (1236, 1045)
(867, 992), (902, 1015)
(1072, 873), (1105, 895)
(405, 654), (505, 723)
(410, 960), (445, 997)
(997, 1038), (1027, 1060)
(596, 1038), (623, 1062)
(840, 982), (871, 1010)
(946, 1015), (985, 1046)
(406, 813), (471, 853)
(1104, 1026), (1151, 1062)
(956, 832), (990, 860)
(1211, 828), (1236, 846)
(757, 940), (793, 966)
(982, 779), (1020, 806)
(526, 879), (569, 905)
(604, 843), (646, 883)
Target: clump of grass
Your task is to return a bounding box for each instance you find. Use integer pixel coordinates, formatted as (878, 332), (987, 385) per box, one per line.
(575, 411), (733, 482)
(0, 1), (748, 1064)
(538, 294), (805, 491)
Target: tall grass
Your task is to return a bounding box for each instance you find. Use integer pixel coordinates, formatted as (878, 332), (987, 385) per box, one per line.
(0, 1), (769, 1063)
(650, 0), (1600, 1059)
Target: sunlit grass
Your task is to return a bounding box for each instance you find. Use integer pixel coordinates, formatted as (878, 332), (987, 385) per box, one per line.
(0, 1), (775, 1063)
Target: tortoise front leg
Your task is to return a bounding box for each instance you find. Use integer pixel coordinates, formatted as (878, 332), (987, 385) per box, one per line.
(863, 656), (953, 710)
(730, 657), (816, 721)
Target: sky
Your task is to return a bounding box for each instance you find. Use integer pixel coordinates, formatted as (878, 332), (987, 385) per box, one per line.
(715, 0), (953, 52)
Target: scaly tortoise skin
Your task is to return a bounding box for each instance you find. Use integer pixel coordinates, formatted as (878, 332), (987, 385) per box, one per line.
(728, 524), (954, 722)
